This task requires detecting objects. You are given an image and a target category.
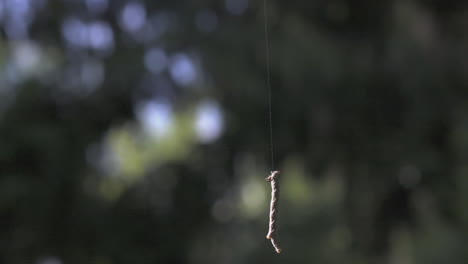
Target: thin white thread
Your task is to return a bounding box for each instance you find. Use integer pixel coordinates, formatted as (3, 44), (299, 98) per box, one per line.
(263, 0), (274, 171)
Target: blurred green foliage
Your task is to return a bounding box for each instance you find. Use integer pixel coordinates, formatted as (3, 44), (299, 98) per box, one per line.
(1, 0), (468, 263)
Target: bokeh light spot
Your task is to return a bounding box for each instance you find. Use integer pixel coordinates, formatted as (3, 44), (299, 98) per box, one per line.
(240, 178), (266, 218)
(85, 0), (108, 14)
(0, 1), (5, 21)
(4, 0), (33, 39)
(144, 48), (168, 74)
(136, 100), (173, 138)
(195, 100), (223, 143)
(81, 58), (105, 91)
(119, 2), (147, 32)
(12, 41), (41, 74)
(148, 12), (171, 40)
(62, 18), (88, 47)
(225, 0), (249, 16)
(89, 21), (114, 52)
(169, 54), (197, 86)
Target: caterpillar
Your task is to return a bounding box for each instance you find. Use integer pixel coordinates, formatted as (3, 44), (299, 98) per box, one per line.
(265, 170), (281, 253)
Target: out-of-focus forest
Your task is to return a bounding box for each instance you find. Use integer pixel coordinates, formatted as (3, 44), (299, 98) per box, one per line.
(1, 0), (468, 263)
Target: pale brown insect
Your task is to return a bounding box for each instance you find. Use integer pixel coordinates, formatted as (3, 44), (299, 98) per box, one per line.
(266, 170), (281, 253)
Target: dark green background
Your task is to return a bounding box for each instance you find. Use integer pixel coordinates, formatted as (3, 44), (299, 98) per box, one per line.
(1, 0), (468, 263)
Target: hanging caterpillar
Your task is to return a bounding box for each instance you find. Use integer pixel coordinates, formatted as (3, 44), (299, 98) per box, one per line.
(266, 170), (281, 253)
